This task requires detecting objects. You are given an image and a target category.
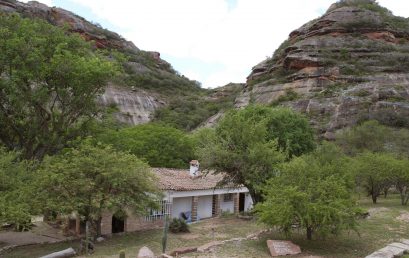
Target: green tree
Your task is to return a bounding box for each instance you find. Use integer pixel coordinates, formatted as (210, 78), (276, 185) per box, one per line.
(37, 139), (159, 236)
(0, 14), (117, 159)
(255, 143), (360, 240)
(336, 120), (409, 156)
(393, 158), (409, 205)
(0, 148), (38, 231)
(98, 123), (195, 168)
(196, 105), (314, 203)
(352, 152), (396, 204)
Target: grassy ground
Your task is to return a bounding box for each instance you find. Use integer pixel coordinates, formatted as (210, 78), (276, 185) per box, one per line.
(4, 195), (409, 258)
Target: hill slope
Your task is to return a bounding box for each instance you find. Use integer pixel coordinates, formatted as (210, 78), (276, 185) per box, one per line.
(0, 0), (236, 127)
(238, 0), (409, 138)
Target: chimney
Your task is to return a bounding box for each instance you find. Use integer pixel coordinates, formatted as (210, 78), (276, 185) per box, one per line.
(189, 160), (200, 177)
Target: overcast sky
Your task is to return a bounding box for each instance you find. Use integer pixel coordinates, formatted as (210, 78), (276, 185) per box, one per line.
(22, 0), (409, 88)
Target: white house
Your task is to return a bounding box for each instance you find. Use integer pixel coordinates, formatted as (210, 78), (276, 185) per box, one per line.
(95, 160), (254, 235)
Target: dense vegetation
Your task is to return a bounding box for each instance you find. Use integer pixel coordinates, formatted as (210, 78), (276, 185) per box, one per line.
(37, 140), (159, 236)
(96, 123), (195, 168)
(0, 14), (117, 160)
(195, 105), (315, 203)
(153, 83), (242, 131)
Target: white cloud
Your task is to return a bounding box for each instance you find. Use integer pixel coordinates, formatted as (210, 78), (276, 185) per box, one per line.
(19, 0), (409, 88)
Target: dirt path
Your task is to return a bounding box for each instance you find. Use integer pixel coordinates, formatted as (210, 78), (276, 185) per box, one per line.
(0, 222), (68, 249)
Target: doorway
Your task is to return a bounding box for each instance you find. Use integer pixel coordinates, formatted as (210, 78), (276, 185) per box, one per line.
(239, 193), (245, 212)
(112, 215), (125, 233)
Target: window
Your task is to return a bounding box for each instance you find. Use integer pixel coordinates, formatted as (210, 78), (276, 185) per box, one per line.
(145, 200), (172, 221)
(224, 193), (233, 202)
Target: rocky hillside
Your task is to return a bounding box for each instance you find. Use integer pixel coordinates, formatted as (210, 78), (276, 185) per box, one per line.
(0, 0), (207, 125)
(239, 0), (409, 139)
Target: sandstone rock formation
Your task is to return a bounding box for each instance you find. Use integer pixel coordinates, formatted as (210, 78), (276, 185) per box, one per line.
(240, 0), (409, 137)
(0, 0), (201, 125)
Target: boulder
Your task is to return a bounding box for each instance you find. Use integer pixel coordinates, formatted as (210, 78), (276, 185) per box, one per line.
(96, 237), (105, 242)
(266, 240), (301, 257)
(137, 246), (154, 258)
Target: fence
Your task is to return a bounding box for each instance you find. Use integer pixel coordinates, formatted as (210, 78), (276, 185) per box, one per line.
(145, 200), (172, 221)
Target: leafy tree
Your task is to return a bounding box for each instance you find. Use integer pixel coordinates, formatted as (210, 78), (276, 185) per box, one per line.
(265, 107), (315, 157)
(97, 123), (195, 168)
(336, 120), (409, 156)
(255, 143), (360, 240)
(0, 14), (117, 159)
(196, 105), (314, 203)
(37, 139), (159, 236)
(0, 148), (38, 231)
(393, 158), (409, 205)
(352, 152), (397, 204)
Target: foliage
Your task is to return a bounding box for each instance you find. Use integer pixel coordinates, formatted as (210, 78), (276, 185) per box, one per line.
(37, 139), (160, 236)
(97, 123), (195, 168)
(168, 218), (189, 233)
(119, 250), (125, 258)
(392, 158), (409, 205)
(0, 14), (117, 159)
(336, 0), (409, 32)
(255, 142), (360, 240)
(351, 152), (398, 204)
(361, 108), (409, 129)
(336, 120), (409, 156)
(153, 84), (242, 131)
(195, 105), (315, 203)
(270, 89), (299, 106)
(0, 148), (38, 231)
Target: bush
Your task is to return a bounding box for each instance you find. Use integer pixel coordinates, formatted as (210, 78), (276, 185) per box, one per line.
(169, 218), (189, 233)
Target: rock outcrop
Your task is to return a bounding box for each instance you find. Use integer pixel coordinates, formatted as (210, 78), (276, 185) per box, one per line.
(241, 0), (409, 137)
(0, 0), (203, 125)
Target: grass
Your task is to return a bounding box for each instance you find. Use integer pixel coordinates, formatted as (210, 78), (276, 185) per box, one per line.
(4, 195), (409, 258)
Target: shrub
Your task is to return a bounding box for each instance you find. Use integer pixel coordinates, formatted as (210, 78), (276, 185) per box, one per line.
(169, 218), (189, 233)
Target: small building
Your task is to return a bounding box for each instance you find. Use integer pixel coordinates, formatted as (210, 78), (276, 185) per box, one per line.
(96, 161), (253, 235)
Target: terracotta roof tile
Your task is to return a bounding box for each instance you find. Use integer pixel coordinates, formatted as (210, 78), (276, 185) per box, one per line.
(153, 168), (224, 191)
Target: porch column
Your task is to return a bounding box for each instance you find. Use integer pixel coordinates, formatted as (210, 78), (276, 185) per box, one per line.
(213, 194), (222, 217)
(233, 193), (240, 215)
(191, 196), (199, 222)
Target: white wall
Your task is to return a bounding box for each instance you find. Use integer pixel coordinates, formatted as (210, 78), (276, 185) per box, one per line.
(172, 197), (191, 219)
(244, 193), (253, 211)
(220, 194), (234, 213)
(198, 195), (213, 219)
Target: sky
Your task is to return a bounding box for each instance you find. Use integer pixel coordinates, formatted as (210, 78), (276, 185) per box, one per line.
(21, 0), (409, 88)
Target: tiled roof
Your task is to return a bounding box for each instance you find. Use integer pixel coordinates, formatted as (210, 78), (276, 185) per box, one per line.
(153, 168), (225, 191)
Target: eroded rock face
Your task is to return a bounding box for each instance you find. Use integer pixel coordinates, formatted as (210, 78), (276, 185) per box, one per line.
(0, 0), (138, 51)
(100, 85), (165, 125)
(241, 0), (409, 137)
(0, 0), (178, 125)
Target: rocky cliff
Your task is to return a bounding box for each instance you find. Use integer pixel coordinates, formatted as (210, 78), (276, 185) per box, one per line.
(0, 0), (204, 125)
(240, 0), (409, 138)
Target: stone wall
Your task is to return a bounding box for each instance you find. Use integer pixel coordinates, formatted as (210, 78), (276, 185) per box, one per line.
(100, 211), (164, 235)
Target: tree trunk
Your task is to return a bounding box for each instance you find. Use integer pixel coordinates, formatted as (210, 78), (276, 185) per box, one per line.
(95, 217), (102, 237)
(372, 194), (377, 204)
(306, 227), (313, 240)
(383, 187), (388, 198)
